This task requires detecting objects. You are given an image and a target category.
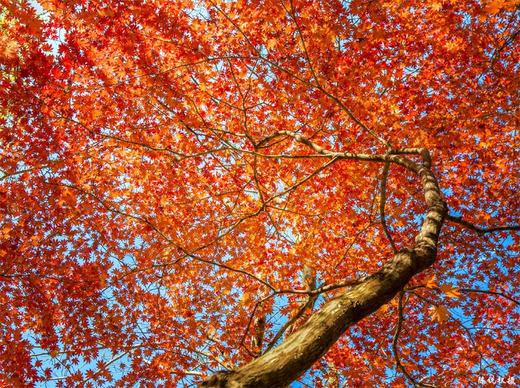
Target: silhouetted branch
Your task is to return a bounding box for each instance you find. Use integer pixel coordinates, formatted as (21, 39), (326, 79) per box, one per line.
(446, 214), (520, 235)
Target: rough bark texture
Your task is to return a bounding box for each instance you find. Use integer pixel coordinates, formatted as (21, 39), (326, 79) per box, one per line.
(202, 152), (446, 387)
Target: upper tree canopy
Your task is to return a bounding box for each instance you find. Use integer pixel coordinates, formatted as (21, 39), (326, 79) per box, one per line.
(0, 0), (518, 386)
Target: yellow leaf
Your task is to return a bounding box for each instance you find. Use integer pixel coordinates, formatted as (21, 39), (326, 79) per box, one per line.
(430, 305), (449, 323)
(485, 0), (518, 14)
(207, 325), (216, 337)
(266, 38), (277, 50)
(377, 303), (390, 316)
(424, 274), (437, 289)
(0, 225), (12, 238)
(239, 292), (251, 305)
(430, 2), (442, 11)
(30, 235), (40, 246)
(91, 109), (103, 120)
(439, 284), (461, 298)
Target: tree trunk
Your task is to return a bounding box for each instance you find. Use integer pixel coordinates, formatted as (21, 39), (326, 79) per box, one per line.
(202, 152), (446, 387)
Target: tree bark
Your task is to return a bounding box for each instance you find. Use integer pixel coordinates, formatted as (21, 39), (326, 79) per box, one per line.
(202, 151), (446, 387)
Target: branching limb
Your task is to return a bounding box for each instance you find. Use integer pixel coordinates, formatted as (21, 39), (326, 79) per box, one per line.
(257, 130), (420, 172)
(186, 254), (276, 292)
(265, 265), (318, 353)
(392, 292), (436, 388)
(275, 278), (364, 296)
(445, 214), (520, 235)
(0, 165), (54, 182)
(264, 294), (315, 353)
(240, 294), (276, 356)
(407, 284), (519, 306)
(380, 161), (397, 253)
(459, 288), (520, 306)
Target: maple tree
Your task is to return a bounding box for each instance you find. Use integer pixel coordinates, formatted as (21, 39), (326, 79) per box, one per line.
(1, 0), (519, 386)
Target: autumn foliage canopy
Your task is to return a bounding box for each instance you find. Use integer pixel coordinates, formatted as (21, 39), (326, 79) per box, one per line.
(1, 0), (519, 386)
